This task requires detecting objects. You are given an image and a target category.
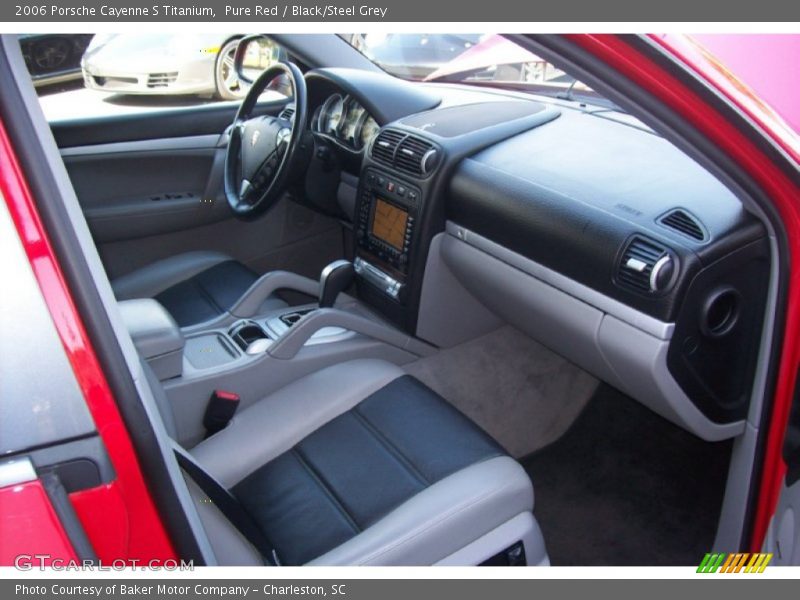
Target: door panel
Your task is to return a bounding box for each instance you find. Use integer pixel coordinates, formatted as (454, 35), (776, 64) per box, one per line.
(52, 101), (345, 282)
(50, 99), (286, 147)
(63, 135), (228, 242)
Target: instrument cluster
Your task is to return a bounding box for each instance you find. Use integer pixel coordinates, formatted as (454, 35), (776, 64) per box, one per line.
(312, 93), (380, 151)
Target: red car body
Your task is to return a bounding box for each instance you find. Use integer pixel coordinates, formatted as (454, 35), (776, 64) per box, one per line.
(1, 33), (798, 566)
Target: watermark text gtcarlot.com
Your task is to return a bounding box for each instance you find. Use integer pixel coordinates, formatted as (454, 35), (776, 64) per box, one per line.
(13, 554), (194, 571)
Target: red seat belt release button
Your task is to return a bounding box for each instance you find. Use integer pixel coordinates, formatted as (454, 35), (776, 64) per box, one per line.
(203, 390), (240, 438)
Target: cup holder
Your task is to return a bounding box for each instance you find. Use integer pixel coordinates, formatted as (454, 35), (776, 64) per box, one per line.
(700, 288), (740, 338)
(229, 320), (269, 352)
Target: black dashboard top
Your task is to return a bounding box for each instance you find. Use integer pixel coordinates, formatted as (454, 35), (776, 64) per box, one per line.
(400, 101), (548, 138)
(444, 104), (765, 321)
(306, 67), (441, 125)
(464, 107), (749, 247)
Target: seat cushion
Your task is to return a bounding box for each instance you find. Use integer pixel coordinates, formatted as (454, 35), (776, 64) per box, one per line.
(153, 260), (258, 327)
(189, 359), (539, 566)
(111, 251), (287, 327)
(231, 375), (505, 565)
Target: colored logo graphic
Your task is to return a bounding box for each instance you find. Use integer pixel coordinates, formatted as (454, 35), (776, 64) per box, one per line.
(697, 553), (773, 573)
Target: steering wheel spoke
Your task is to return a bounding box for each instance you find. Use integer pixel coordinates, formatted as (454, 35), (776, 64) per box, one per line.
(248, 148), (279, 191)
(239, 178), (253, 200)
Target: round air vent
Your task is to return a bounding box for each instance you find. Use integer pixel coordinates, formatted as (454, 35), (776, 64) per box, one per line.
(700, 287), (740, 337)
(615, 236), (677, 294)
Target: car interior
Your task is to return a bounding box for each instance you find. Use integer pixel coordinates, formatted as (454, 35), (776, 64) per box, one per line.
(7, 33), (782, 566)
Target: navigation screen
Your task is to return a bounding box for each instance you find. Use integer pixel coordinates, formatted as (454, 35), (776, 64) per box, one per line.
(371, 198), (408, 251)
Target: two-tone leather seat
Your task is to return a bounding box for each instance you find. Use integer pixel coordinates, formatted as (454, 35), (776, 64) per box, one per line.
(149, 359), (548, 565)
(112, 251), (286, 327)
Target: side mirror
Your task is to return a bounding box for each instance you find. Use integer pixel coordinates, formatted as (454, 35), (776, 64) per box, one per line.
(234, 35), (285, 85)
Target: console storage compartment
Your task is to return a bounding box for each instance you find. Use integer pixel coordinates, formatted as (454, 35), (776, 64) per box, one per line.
(184, 333), (239, 370)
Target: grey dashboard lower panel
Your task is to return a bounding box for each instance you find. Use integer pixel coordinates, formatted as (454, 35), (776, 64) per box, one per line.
(446, 221), (674, 340)
(439, 225), (745, 441)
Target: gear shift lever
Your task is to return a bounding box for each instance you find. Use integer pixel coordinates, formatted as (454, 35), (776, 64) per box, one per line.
(319, 260), (355, 308)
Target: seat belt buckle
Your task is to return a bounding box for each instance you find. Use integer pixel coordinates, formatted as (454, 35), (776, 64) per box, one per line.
(203, 390), (240, 438)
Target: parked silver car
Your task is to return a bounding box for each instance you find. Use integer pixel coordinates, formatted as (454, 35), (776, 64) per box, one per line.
(81, 34), (279, 100)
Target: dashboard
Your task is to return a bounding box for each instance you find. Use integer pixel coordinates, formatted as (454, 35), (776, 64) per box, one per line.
(300, 67), (772, 444)
(312, 93), (380, 151)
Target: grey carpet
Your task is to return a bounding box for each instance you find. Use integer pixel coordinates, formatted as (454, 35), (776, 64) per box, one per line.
(405, 326), (598, 458)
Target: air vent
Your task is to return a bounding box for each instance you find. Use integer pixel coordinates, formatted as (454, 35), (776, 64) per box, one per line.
(616, 236), (674, 294)
(371, 129), (405, 167)
(658, 209), (707, 241)
(396, 135), (436, 176)
(370, 128), (439, 176)
(279, 106), (295, 120)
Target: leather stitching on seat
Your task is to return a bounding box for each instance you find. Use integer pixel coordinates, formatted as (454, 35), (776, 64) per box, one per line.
(350, 408), (430, 487)
(290, 448), (361, 534)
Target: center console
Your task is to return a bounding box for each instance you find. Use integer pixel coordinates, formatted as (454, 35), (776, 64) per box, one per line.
(354, 167), (421, 302)
(119, 261), (436, 447)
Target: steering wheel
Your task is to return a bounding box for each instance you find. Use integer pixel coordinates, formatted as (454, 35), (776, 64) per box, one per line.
(224, 61), (307, 218)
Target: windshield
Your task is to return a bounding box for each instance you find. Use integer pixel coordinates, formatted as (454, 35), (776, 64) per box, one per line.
(341, 33), (610, 106)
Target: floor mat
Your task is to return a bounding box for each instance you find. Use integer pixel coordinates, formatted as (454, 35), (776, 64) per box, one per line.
(522, 384), (732, 566)
(405, 326), (598, 458)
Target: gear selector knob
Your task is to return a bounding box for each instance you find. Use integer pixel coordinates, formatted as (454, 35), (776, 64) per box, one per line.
(319, 260), (355, 308)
